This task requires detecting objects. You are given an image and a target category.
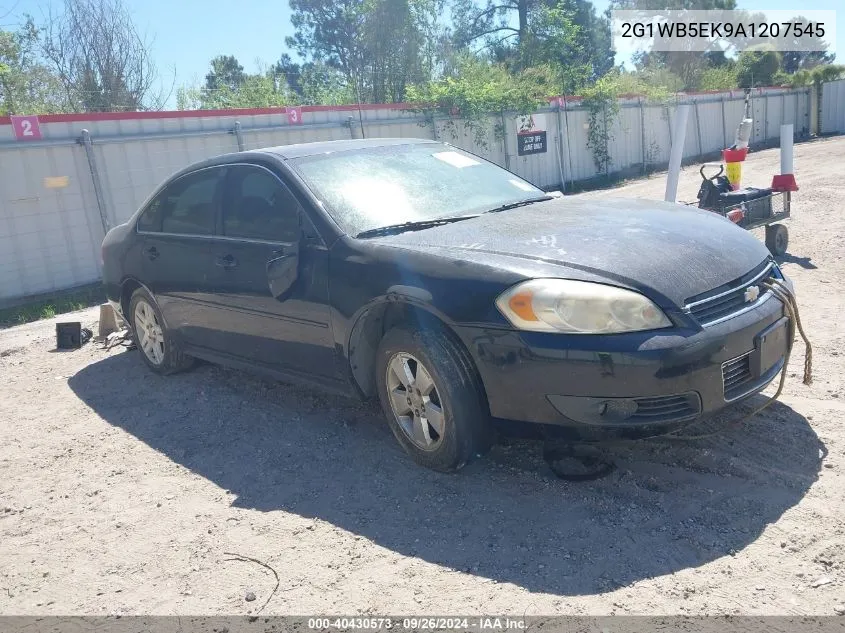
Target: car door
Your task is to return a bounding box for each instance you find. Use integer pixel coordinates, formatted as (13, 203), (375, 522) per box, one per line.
(202, 163), (338, 380)
(135, 166), (226, 348)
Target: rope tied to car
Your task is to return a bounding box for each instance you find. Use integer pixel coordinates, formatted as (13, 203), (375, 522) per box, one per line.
(543, 275), (814, 472)
(763, 277), (812, 386)
(653, 276), (812, 442)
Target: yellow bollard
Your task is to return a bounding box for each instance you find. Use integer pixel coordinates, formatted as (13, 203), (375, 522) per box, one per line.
(722, 147), (748, 190)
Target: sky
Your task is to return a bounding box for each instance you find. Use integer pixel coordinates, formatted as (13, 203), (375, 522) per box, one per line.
(2, 0), (841, 109)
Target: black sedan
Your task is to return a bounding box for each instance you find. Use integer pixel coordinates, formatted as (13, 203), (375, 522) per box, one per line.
(101, 138), (791, 471)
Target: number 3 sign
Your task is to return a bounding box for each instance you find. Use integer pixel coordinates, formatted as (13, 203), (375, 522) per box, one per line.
(11, 115), (43, 140)
(285, 107), (303, 125)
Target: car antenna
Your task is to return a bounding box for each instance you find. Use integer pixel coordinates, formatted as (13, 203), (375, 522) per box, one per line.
(354, 72), (366, 139)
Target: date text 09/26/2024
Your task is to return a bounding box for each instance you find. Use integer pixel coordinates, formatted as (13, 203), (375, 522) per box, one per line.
(307, 617), (527, 630)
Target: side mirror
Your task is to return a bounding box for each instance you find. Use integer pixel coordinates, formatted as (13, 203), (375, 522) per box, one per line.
(267, 238), (300, 300)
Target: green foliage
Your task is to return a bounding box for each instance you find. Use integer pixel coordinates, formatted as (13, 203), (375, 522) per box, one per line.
(205, 55), (246, 91)
(0, 19), (66, 115)
(580, 70), (673, 174)
(810, 64), (845, 84)
(286, 0), (446, 103)
(697, 64), (738, 91)
(0, 284), (104, 328)
(406, 56), (556, 145)
(518, 3), (591, 91)
(177, 72), (298, 110)
(299, 62), (356, 105)
(407, 57), (553, 115)
(454, 0), (613, 83)
(774, 64), (845, 87)
(736, 46), (782, 88)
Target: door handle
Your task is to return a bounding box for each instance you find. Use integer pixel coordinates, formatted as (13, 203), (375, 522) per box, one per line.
(143, 246), (159, 261)
(215, 254), (238, 269)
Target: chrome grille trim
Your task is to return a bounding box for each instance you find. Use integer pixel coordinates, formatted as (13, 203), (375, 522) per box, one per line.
(685, 262), (777, 327)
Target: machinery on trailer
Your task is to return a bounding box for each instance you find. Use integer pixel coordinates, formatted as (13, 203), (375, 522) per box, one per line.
(696, 162), (792, 255)
(692, 92), (798, 257)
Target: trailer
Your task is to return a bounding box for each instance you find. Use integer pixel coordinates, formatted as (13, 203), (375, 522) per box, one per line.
(694, 162), (792, 256)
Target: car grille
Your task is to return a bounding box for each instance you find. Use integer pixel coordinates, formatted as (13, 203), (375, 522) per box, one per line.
(722, 353), (753, 400)
(686, 262), (779, 326)
(630, 393), (701, 423)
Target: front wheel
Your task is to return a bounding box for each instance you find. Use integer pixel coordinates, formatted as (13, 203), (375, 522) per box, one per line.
(129, 288), (193, 375)
(375, 326), (491, 472)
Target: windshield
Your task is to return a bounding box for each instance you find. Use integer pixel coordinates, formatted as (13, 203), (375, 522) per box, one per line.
(290, 143), (545, 237)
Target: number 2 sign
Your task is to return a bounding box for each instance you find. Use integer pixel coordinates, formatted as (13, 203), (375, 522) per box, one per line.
(285, 107), (303, 125)
(11, 115), (43, 141)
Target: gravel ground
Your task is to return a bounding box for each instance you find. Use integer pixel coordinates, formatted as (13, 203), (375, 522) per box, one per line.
(1, 137), (844, 616)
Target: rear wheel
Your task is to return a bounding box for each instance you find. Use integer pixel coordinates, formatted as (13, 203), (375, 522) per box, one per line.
(765, 223), (788, 256)
(129, 288), (193, 375)
(376, 326), (491, 471)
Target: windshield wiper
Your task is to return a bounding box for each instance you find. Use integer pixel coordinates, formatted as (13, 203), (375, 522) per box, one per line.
(355, 215), (480, 238)
(484, 195), (554, 214)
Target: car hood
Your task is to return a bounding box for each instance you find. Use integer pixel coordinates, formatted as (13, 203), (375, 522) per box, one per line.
(370, 197), (771, 307)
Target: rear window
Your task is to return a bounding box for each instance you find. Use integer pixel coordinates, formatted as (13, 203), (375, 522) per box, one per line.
(138, 168), (220, 235)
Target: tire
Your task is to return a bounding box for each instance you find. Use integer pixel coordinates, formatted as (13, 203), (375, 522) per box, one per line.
(129, 287), (194, 375)
(765, 223), (788, 256)
(375, 325), (491, 472)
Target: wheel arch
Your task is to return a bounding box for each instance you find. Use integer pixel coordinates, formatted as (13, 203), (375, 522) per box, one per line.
(347, 296), (487, 410)
(120, 278), (160, 326)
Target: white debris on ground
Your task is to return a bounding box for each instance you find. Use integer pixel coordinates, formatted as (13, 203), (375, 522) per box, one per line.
(1, 137), (844, 616)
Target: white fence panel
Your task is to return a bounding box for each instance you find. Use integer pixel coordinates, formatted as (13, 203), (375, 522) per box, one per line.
(0, 144), (104, 299)
(821, 79), (845, 134)
(0, 87), (814, 303)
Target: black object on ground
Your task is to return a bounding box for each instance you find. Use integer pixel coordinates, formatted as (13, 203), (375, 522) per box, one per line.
(543, 442), (617, 481)
(56, 322), (92, 349)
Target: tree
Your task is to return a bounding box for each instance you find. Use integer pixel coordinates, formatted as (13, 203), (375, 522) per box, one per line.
(205, 55), (245, 92)
(177, 57), (297, 110)
(735, 46), (781, 88)
(41, 0), (164, 111)
(299, 61), (355, 104)
(452, 0), (533, 51)
(613, 0), (737, 89)
(453, 0), (611, 82)
(782, 50), (835, 75)
(776, 16), (835, 74)
(286, 0), (447, 102)
(272, 53), (304, 96)
(0, 18), (66, 114)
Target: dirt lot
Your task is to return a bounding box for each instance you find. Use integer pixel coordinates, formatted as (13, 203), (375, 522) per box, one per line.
(1, 137), (844, 617)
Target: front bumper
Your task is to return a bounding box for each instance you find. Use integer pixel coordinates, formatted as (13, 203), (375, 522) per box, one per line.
(456, 290), (789, 438)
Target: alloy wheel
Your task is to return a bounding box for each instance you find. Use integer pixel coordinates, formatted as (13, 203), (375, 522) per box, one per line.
(385, 352), (446, 450)
(134, 299), (165, 365)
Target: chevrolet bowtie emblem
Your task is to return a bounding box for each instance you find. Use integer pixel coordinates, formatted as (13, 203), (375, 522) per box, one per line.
(744, 285), (760, 303)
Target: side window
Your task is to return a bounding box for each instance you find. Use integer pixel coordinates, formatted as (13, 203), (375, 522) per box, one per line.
(137, 196), (164, 232)
(223, 166), (301, 242)
(157, 169), (219, 235)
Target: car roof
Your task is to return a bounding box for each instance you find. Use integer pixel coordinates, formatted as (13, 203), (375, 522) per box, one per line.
(167, 138), (443, 182)
(260, 137), (440, 159)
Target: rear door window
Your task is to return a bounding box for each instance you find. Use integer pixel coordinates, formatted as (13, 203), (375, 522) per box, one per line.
(138, 168), (221, 235)
(222, 165), (301, 242)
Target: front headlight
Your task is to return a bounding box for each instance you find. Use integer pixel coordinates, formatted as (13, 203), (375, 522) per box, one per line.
(496, 279), (672, 334)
